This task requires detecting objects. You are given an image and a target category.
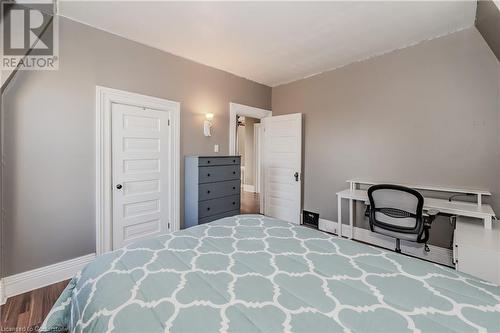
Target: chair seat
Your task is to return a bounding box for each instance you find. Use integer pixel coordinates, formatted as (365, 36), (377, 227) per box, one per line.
(372, 225), (420, 242)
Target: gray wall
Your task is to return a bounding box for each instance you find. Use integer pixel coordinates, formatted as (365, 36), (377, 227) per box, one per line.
(2, 17), (270, 276)
(244, 117), (259, 186)
(237, 124), (246, 164)
(272, 28), (500, 226)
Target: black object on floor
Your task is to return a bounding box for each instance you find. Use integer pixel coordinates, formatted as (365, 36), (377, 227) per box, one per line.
(303, 210), (319, 229)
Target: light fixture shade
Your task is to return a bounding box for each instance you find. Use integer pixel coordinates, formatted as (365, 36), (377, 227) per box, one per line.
(203, 113), (214, 136)
(203, 120), (212, 136)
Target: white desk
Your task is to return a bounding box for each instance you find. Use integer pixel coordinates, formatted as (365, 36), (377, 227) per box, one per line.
(337, 188), (496, 239)
(347, 179), (491, 207)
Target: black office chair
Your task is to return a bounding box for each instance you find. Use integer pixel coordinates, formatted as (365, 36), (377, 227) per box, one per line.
(367, 184), (437, 253)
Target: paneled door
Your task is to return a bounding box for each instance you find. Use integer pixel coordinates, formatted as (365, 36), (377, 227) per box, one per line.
(262, 113), (303, 224)
(111, 103), (171, 248)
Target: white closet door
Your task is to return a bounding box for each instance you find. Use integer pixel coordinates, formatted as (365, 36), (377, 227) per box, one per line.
(262, 113), (302, 224)
(111, 103), (170, 248)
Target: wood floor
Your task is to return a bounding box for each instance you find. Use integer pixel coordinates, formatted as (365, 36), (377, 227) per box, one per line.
(241, 191), (260, 214)
(0, 280), (69, 332)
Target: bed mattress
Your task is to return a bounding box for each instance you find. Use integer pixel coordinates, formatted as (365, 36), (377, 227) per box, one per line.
(41, 215), (499, 332)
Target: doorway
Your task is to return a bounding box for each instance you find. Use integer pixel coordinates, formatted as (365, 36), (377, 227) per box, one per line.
(96, 86), (180, 255)
(229, 103), (303, 224)
(236, 115), (261, 214)
(229, 103), (272, 215)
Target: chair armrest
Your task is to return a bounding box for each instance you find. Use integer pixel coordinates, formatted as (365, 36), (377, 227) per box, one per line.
(364, 205), (370, 218)
(427, 209), (439, 216)
(423, 209), (439, 226)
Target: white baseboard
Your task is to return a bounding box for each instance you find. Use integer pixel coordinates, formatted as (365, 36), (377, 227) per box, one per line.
(243, 184), (255, 192)
(318, 219), (453, 267)
(0, 253), (96, 305)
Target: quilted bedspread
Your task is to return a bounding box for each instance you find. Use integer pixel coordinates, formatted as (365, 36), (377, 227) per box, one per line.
(41, 215), (499, 332)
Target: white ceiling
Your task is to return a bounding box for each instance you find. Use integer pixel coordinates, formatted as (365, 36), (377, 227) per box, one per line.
(59, 1), (477, 87)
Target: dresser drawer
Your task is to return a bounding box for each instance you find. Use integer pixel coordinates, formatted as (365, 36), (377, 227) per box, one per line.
(199, 210), (240, 225)
(199, 180), (240, 201)
(199, 165), (240, 184)
(199, 195), (240, 218)
(199, 156), (240, 166)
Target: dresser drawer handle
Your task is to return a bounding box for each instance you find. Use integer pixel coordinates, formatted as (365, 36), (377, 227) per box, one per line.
(232, 202), (236, 205)
(232, 186), (236, 190)
(233, 159), (236, 163)
(207, 173), (211, 177)
(207, 190), (211, 194)
(207, 207), (211, 211)
(207, 160), (211, 164)
(232, 171), (236, 175)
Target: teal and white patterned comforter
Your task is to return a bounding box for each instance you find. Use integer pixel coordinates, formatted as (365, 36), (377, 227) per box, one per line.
(42, 215), (499, 332)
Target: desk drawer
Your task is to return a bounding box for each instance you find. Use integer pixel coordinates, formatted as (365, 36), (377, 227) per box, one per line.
(199, 210), (240, 225)
(199, 165), (240, 184)
(199, 195), (240, 218)
(199, 180), (240, 201)
(199, 156), (240, 166)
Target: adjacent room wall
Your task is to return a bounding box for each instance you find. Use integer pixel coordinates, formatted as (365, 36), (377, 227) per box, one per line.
(2, 17), (271, 276)
(237, 123), (246, 164)
(244, 117), (260, 187)
(272, 27), (500, 226)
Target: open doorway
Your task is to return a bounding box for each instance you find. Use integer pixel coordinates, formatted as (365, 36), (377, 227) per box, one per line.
(229, 103), (272, 215)
(236, 116), (261, 214)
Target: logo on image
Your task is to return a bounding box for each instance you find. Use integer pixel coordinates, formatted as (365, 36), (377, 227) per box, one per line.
(1, 1), (58, 71)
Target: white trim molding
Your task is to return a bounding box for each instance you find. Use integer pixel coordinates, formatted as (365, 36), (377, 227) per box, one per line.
(96, 86), (181, 255)
(229, 103), (272, 155)
(0, 253), (96, 305)
(318, 218), (453, 266)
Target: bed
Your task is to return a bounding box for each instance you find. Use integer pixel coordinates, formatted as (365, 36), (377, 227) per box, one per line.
(41, 215), (499, 332)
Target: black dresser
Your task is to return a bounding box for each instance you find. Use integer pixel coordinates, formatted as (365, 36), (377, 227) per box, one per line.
(184, 156), (241, 228)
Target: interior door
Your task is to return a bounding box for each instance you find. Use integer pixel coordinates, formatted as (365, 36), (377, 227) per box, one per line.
(254, 123), (262, 194)
(112, 103), (171, 249)
(262, 113), (302, 224)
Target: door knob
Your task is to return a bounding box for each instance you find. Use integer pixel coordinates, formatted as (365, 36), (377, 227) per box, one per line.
(116, 184), (123, 190)
(294, 172), (299, 182)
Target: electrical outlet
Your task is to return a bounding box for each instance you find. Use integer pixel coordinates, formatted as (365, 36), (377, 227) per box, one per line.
(214, 144), (219, 153)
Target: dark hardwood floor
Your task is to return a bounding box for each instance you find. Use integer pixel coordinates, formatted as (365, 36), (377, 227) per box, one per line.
(1, 280), (69, 332)
(241, 191), (260, 214)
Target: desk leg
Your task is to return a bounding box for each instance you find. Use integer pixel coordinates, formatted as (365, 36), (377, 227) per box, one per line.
(337, 196), (342, 238)
(349, 199), (354, 239)
(484, 216), (492, 230)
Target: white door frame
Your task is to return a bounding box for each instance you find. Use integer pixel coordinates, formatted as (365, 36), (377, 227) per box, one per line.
(95, 86), (180, 255)
(229, 103), (271, 214)
(229, 103), (272, 155)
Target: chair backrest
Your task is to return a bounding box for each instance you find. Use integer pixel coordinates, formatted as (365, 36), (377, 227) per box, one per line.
(367, 184), (424, 242)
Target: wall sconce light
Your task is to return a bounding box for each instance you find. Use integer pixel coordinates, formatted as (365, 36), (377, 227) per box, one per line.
(204, 113), (214, 137)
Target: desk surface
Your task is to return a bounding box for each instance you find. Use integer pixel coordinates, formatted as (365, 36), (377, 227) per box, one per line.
(337, 189), (496, 219)
(347, 179), (491, 196)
